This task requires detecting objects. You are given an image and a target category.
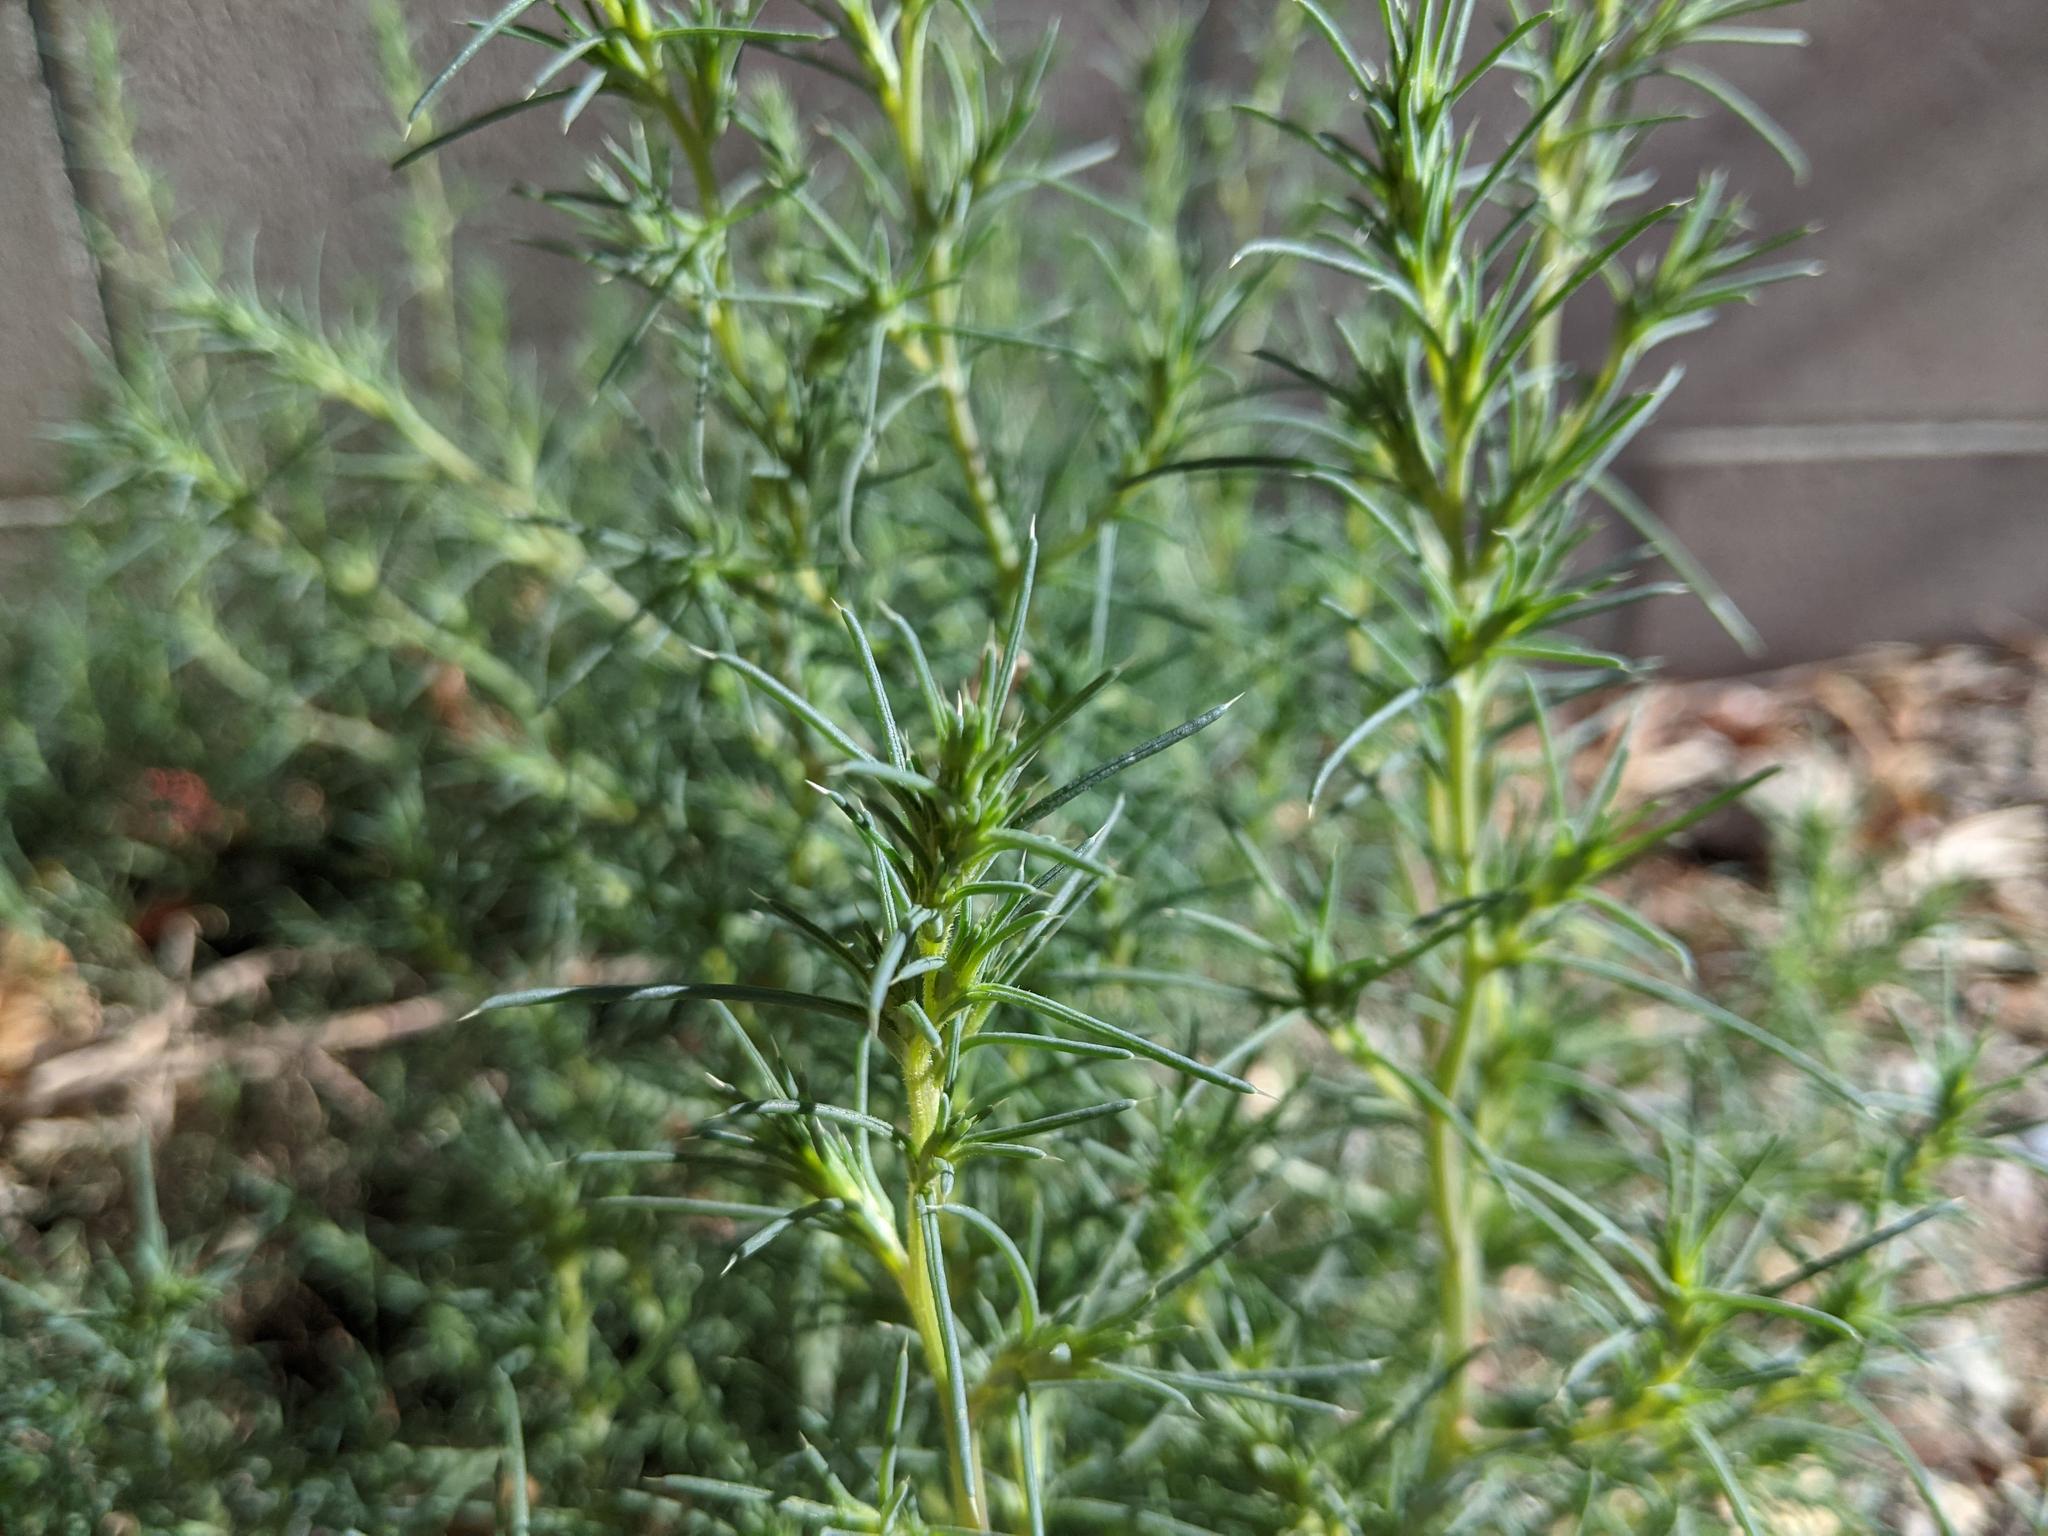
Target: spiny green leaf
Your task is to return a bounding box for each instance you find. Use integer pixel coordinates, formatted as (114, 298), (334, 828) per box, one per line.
(1665, 60), (1810, 182)
(409, 0), (543, 124)
(984, 826), (1116, 881)
(975, 984), (1254, 1093)
(963, 1099), (1137, 1145)
(698, 647), (874, 762)
(1017, 695), (1238, 825)
(1283, 0), (1378, 95)
(962, 1032), (1134, 1062)
(395, 88), (575, 170)
(1684, 1418), (1764, 1536)
(1689, 1286), (1860, 1343)
(466, 982), (865, 1025)
(1310, 684), (1429, 810)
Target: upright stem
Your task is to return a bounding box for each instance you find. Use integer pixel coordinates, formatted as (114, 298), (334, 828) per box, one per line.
(650, 84), (835, 587)
(903, 1036), (991, 1528)
(1527, 185), (1569, 385)
(1418, 33), (1629, 1453)
(1529, 12), (1625, 386)
(1425, 668), (1495, 1468)
(554, 1252), (592, 1388)
(882, 10), (1021, 594)
(929, 260), (1022, 592)
(654, 91), (758, 397)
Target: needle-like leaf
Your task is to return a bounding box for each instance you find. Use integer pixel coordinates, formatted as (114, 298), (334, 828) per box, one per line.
(1016, 696), (1238, 825)
(975, 984), (1254, 1093)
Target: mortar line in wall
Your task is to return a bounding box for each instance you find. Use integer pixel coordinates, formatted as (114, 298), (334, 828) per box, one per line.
(1640, 419), (2048, 468)
(0, 497), (73, 531)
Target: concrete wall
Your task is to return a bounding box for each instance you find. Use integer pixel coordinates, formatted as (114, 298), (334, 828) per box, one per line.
(2, 0), (100, 520)
(4, 1), (2044, 674)
(1620, 0), (2048, 672)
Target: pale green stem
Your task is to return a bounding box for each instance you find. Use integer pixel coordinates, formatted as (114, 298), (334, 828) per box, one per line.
(555, 1252), (592, 1388)
(655, 90), (756, 393)
(902, 1034), (991, 1528)
(1425, 669), (1496, 1469)
(881, 9), (1020, 594)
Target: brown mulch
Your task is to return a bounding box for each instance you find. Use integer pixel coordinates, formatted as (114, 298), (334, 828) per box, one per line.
(0, 914), (456, 1212)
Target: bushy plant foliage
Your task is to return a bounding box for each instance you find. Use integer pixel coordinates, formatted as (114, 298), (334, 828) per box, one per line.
(4, 2), (2041, 1533)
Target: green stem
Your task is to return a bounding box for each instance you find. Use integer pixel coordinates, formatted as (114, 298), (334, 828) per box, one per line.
(555, 1251), (592, 1388)
(881, 11), (1020, 595)
(931, 267), (1022, 592)
(1425, 670), (1495, 1470)
(391, 77), (463, 396)
(653, 82), (824, 573)
(1528, 18), (1624, 392)
(657, 90), (755, 392)
(902, 1037), (991, 1528)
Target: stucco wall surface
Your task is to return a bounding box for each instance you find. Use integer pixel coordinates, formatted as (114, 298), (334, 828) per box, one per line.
(3, 1), (2043, 672)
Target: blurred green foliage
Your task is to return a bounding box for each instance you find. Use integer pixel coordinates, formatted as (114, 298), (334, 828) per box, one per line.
(1, 3), (2040, 1534)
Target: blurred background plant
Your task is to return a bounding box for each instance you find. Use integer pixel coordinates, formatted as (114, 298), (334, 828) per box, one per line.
(2, 2), (2044, 1533)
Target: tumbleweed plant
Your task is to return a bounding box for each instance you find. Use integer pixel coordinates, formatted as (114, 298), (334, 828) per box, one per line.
(6, 0), (2045, 1532)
